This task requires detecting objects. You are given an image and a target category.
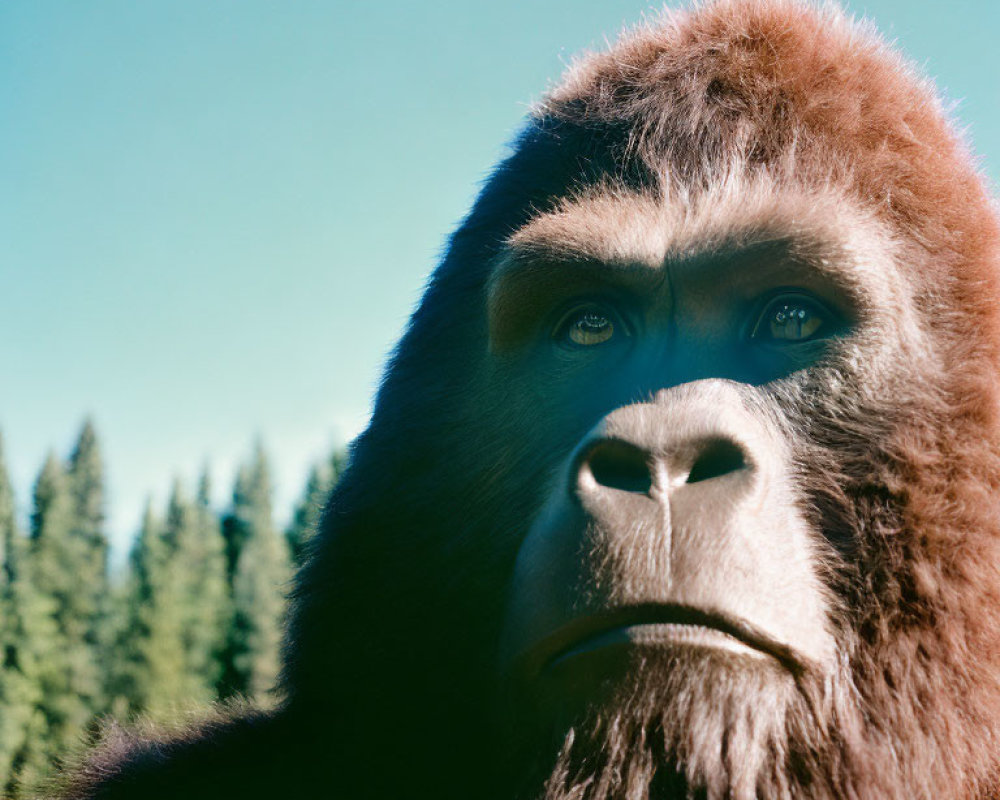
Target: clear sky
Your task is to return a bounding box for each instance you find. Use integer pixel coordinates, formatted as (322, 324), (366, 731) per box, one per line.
(3, 1), (998, 559)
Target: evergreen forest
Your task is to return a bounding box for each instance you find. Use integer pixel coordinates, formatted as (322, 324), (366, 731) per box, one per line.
(0, 420), (345, 797)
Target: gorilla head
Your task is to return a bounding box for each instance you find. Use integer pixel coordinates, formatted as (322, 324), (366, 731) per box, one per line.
(64, 2), (1000, 800)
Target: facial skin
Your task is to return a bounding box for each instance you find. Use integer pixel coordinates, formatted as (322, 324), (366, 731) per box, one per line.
(490, 220), (852, 674)
(59, 3), (1000, 800)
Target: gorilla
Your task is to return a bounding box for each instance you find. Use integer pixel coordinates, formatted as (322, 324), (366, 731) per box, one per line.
(61, 1), (1000, 799)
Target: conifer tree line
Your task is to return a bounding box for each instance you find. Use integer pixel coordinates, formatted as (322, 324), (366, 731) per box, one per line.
(0, 420), (345, 797)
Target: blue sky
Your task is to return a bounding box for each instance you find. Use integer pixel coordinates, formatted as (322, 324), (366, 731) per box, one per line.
(3, 1), (998, 558)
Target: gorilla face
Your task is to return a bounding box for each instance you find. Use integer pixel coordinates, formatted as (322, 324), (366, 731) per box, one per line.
(492, 212), (852, 689)
(477, 187), (922, 796)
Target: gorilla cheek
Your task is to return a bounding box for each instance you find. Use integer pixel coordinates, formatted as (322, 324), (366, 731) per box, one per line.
(499, 379), (836, 724)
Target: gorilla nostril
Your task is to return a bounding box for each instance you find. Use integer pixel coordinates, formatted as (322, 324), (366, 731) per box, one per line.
(585, 440), (653, 495)
(686, 439), (747, 484)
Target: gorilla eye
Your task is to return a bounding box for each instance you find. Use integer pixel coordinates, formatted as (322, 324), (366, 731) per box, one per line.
(751, 294), (831, 344)
(556, 305), (618, 347)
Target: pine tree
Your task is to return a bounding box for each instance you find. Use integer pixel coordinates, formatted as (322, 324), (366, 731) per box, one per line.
(102, 552), (136, 722)
(182, 470), (229, 693)
(116, 502), (188, 716)
(328, 448), (348, 486)
(110, 473), (229, 721)
(169, 475), (228, 703)
(0, 433), (49, 795)
(285, 466), (326, 567)
(29, 453), (97, 768)
(286, 448), (346, 567)
(66, 419), (110, 712)
(219, 443), (290, 701)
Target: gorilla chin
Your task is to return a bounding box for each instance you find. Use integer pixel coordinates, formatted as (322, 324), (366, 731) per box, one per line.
(500, 648), (813, 800)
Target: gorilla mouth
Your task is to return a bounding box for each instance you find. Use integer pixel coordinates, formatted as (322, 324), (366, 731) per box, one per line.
(540, 605), (801, 676)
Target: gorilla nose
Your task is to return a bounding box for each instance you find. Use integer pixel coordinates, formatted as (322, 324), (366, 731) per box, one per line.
(684, 438), (748, 483)
(578, 434), (749, 497)
(579, 439), (654, 494)
(574, 383), (762, 512)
